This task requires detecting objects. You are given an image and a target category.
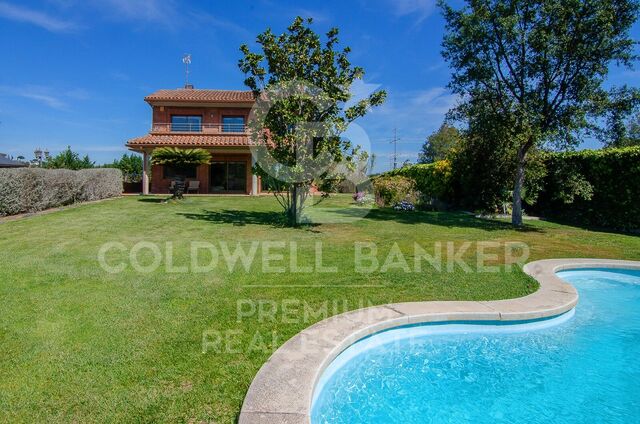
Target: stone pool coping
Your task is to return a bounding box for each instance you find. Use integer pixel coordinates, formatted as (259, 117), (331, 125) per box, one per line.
(238, 258), (640, 424)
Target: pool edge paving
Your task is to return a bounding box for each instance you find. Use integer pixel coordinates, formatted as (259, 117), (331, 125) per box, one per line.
(238, 259), (640, 424)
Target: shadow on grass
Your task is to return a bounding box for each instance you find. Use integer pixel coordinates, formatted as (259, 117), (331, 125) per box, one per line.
(535, 215), (639, 237)
(137, 198), (167, 203)
(179, 205), (542, 233)
(179, 209), (287, 227)
(330, 208), (543, 232)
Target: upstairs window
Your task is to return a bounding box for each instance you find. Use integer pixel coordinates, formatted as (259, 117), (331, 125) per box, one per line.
(171, 115), (202, 132)
(222, 116), (245, 132)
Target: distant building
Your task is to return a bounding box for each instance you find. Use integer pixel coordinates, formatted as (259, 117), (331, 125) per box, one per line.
(0, 153), (27, 168)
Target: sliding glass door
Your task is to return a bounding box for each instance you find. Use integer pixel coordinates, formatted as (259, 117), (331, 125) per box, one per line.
(209, 161), (247, 193)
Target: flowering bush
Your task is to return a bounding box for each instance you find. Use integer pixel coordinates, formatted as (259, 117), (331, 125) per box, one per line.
(386, 160), (452, 199)
(353, 192), (374, 206)
(372, 175), (417, 207)
(393, 200), (415, 211)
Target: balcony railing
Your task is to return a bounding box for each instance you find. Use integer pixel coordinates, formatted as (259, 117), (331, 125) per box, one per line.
(151, 123), (248, 134)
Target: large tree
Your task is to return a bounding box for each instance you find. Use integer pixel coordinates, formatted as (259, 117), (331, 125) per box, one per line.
(418, 124), (461, 163)
(605, 111), (640, 147)
(105, 153), (143, 182)
(239, 17), (386, 225)
(440, 0), (639, 225)
(43, 146), (94, 170)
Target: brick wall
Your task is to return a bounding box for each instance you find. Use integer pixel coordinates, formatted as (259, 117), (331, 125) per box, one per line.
(150, 153), (256, 195)
(152, 106), (250, 127)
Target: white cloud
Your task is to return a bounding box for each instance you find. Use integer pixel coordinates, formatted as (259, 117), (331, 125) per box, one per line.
(189, 12), (251, 38)
(0, 85), (91, 110)
(345, 79), (383, 109)
(65, 88), (90, 100)
(95, 0), (178, 25)
(0, 1), (77, 32)
(426, 61), (446, 72)
(20, 91), (67, 109)
(75, 145), (128, 152)
(294, 8), (330, 23)
(353, 86), (459, 171)
(109, 71), (131, 81)
(411, 87), (459, 114)
(388, 0), (436, 23)
(369, 87), (458, 119)
(256, 0), (330, 24)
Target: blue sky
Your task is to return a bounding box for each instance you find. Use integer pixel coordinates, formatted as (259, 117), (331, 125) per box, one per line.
(0, 0), (637, 172)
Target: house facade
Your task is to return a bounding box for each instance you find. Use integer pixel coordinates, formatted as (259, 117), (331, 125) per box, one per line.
(126, 88), (261, 195)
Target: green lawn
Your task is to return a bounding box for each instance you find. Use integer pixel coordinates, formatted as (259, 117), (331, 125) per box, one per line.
(1, 195), (638, 423)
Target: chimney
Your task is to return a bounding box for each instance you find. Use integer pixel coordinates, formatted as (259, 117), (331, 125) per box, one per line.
(184, 83), (194, 89)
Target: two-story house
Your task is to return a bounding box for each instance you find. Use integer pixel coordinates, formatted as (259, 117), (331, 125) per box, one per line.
(126, 87), (260, 195)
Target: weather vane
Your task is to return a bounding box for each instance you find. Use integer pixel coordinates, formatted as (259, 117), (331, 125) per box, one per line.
(182, 53), (192, 88)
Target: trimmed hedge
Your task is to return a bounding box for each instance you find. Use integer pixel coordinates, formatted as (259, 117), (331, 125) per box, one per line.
(0, 168), (122, 216)
(385, 160), (453, 200)
(531, 147), (640, 230)
(372, 175), (416, 206)
(382, 147), (640, 230)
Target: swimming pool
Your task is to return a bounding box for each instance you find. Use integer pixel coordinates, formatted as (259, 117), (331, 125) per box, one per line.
(311, 268), (640, 423)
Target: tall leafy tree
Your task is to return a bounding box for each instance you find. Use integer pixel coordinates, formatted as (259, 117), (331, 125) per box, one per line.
(239, 17), (386, 225)
(598, 86), (640, 147)
(43, 146), (94, 170)
(604, 111), (640, 147)
(440, 0), (639, 225)
(625, 114), (640, 146)
(419, 124), (461, 163)
(105, 153), (143, 182)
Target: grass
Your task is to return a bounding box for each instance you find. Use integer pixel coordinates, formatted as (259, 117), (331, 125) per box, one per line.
(1, 194), (638, 423)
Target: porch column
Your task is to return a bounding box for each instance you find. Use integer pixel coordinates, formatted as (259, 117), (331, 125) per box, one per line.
(251, 154), (258, 195)
(142, 150), (150, 195)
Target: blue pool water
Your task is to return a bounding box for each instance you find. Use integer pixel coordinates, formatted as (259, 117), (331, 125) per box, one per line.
(311, 268), (640, 423)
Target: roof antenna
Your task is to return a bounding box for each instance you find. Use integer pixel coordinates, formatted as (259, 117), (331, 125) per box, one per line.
(182, 54), (193, 89)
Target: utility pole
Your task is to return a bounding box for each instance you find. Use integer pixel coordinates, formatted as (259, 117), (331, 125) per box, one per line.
(391, 128), (398, 170)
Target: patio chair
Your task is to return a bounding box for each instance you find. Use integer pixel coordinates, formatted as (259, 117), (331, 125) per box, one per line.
(169, 180), (175, 193)
(186, 180), (200, 194)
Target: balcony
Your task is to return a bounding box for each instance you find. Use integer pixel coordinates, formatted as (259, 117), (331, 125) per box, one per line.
(150, 123), (248, 134)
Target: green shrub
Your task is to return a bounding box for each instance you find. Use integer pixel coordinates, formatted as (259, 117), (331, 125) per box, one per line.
(0, 168), (122, 216)
(448, 134), (518, 213)
(372, 175), (416, 206)
(386, 160), (453, 199)
(380, 160), (453, 210)
(377, 146), (639, 230)
(531, 147), (640, 230)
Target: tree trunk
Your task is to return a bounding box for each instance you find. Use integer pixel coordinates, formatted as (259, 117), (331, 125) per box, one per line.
(511, 148), (527, 226)
(286, 184), (307, 226)
(290, 185), (297, 225)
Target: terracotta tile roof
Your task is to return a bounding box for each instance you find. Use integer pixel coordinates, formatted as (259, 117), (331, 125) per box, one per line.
(126, 134), (252, 148)
(144, 89), (256, 104)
